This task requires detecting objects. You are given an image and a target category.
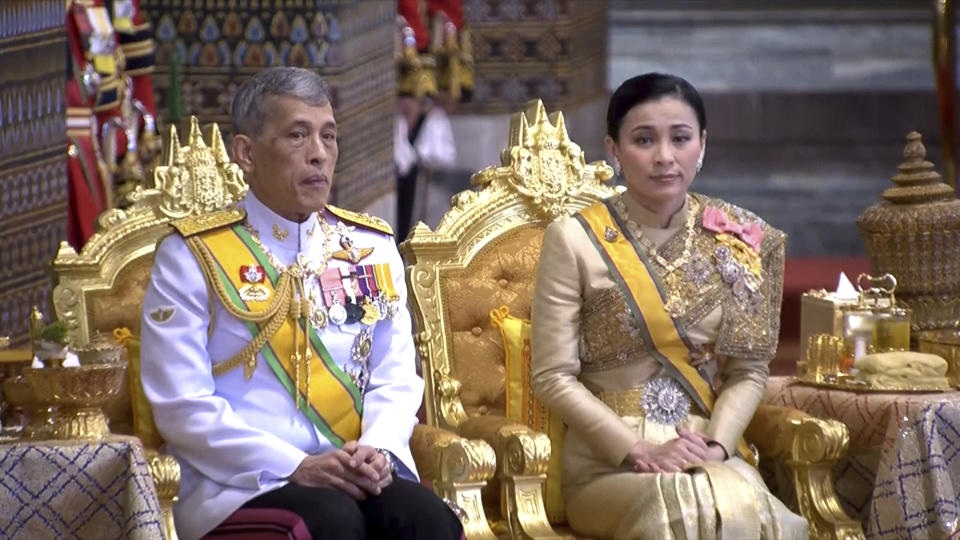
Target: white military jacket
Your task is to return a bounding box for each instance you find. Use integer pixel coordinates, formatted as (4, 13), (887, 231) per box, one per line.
(140, 193), (423, 540)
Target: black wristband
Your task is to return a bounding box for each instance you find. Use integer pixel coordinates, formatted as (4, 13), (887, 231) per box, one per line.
(706, 440), (729, 460)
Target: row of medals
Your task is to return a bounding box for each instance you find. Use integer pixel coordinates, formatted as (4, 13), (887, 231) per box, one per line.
(303, 263), (401, 394)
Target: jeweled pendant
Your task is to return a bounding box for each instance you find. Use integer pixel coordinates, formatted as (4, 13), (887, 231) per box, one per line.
(310, 303), (328, 329)
(604, 225), (619, 242)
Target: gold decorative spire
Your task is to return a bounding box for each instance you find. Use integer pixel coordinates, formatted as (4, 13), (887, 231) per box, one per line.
(470, 99), (613, 221)
(881, 131), (955, 204)
(154, 116), (248, 218)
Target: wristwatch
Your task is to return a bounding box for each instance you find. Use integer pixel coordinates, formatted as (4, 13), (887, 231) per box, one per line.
(376, 447), (398, 478)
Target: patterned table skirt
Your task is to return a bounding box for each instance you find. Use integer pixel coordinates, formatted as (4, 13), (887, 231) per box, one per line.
(763, 376), (960, 539)
(0, 434), (164, 539)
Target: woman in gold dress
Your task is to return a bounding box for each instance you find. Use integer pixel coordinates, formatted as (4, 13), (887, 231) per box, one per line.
(531, 73), (808, 539)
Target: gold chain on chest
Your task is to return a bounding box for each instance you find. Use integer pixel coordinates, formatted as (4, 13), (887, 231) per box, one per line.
(614, 195), (703, 316)
(614, 195), (700, 275)
(241, 215), (333, 278)
(238, 214), (334, 408)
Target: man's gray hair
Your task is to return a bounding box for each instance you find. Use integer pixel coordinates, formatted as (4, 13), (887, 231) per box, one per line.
(231, 67), (331, 136)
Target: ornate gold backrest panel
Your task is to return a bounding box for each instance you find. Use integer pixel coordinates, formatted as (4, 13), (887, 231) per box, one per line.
(52, 117), (247, 433)
(53, 116), (247, 347)
(401, 100), (616, 431)
(154, 118), (247, 218)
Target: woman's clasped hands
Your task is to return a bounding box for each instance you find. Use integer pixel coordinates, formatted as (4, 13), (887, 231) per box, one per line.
(626, 427), (726, 473)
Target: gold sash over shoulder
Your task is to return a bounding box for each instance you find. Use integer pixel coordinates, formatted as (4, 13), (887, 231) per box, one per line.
(575, 200), (755, 463)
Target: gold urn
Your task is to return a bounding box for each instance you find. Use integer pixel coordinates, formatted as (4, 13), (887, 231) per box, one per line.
(857, 132), (960, 331)
(23, 361), (127, 440)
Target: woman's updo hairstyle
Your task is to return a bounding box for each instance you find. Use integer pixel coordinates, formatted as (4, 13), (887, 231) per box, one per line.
(606, 73), (706, 142)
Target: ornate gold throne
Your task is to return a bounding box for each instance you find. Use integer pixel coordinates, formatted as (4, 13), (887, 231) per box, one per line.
(401, 100), (865, 539)
(51, 117), (498, 540)
(52, 117), (244, 540)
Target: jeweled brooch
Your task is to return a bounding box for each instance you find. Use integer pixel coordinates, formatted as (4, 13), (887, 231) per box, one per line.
(641, 377), (691, 426)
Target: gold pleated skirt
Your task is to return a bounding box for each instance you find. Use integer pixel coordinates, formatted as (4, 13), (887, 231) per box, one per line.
(562, 413), (808, 540)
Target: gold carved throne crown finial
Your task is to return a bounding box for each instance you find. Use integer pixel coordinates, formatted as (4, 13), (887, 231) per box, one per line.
(470, 99), (614, 221)
(152, 116), (247, 219)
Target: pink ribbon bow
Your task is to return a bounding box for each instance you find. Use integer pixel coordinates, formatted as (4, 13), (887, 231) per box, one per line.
(702, 206), (764, 252)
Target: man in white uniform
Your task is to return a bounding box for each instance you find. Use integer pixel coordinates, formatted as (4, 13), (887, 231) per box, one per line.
(140, 67), (463, 540)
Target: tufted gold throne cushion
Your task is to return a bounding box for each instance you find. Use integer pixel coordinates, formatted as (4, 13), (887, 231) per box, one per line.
(443, 226), (542, 416)
(402, 100), (865, 540)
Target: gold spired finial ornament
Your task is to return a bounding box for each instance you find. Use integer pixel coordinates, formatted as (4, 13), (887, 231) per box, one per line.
(154, 117), (248, 218)
(470, 99), (614, 221)
(858, 131), (960, 331)
(880, 131), (955, 204)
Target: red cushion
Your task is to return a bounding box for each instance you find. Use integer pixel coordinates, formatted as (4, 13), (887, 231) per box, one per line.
(203, 508), (311, 540)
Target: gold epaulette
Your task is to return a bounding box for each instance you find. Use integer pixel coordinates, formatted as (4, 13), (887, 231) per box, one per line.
(171, 208), (246, 237)
(325, 205), (394, 236)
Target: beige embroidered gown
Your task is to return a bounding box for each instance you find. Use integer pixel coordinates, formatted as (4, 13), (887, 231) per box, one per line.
(531, 192), (807, 539)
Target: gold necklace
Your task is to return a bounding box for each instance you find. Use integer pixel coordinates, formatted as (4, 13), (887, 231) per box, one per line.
(242, 214), (333, 277)
(614, 194), (699, 275)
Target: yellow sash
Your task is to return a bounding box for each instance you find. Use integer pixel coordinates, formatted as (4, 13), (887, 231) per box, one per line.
(576, 201), (754, 463)
(188, 225), (362, 447)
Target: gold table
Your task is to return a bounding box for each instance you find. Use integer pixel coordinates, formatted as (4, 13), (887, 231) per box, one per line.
(762, 376), (960, 539)
(0, 434), (165, 539)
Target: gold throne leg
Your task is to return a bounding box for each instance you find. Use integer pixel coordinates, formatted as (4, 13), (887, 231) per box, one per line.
(146, 450), (181, 540)
(497, 426), (570, 539)
(786, 417), (864, 540)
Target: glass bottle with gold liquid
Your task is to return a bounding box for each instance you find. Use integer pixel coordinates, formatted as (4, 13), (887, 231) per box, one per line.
(841, 274), (911, 371)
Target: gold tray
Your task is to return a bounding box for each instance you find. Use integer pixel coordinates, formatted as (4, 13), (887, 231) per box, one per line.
(791, 374), (954, 394)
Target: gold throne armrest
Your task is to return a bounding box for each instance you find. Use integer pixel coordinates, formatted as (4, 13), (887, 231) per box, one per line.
(457, 416), (558, 539)
(146, 449), (181, 540)
(746, 405), (864, 539)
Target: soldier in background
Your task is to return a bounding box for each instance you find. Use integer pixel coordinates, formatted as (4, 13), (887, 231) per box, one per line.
(394, 0), (469, 241)
(66, 0), (159, 248)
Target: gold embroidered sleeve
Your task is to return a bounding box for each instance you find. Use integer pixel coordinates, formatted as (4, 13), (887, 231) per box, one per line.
(531, 219), (641, 467)
(715, 228), (786, 362)
(708, 227), (784, 452)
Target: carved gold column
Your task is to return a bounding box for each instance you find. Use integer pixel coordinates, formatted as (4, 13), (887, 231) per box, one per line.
(932, 0), (957, 191)
(0, 1), (67, 346)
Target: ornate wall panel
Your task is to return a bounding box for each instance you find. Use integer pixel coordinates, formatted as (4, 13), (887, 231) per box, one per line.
(460, 0), (608, 114)
(140, 0), (396, 211)
(0, 0), (68, 346)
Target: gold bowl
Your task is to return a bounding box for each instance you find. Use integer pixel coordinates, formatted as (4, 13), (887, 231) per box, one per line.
(23, 362), (127, 440)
